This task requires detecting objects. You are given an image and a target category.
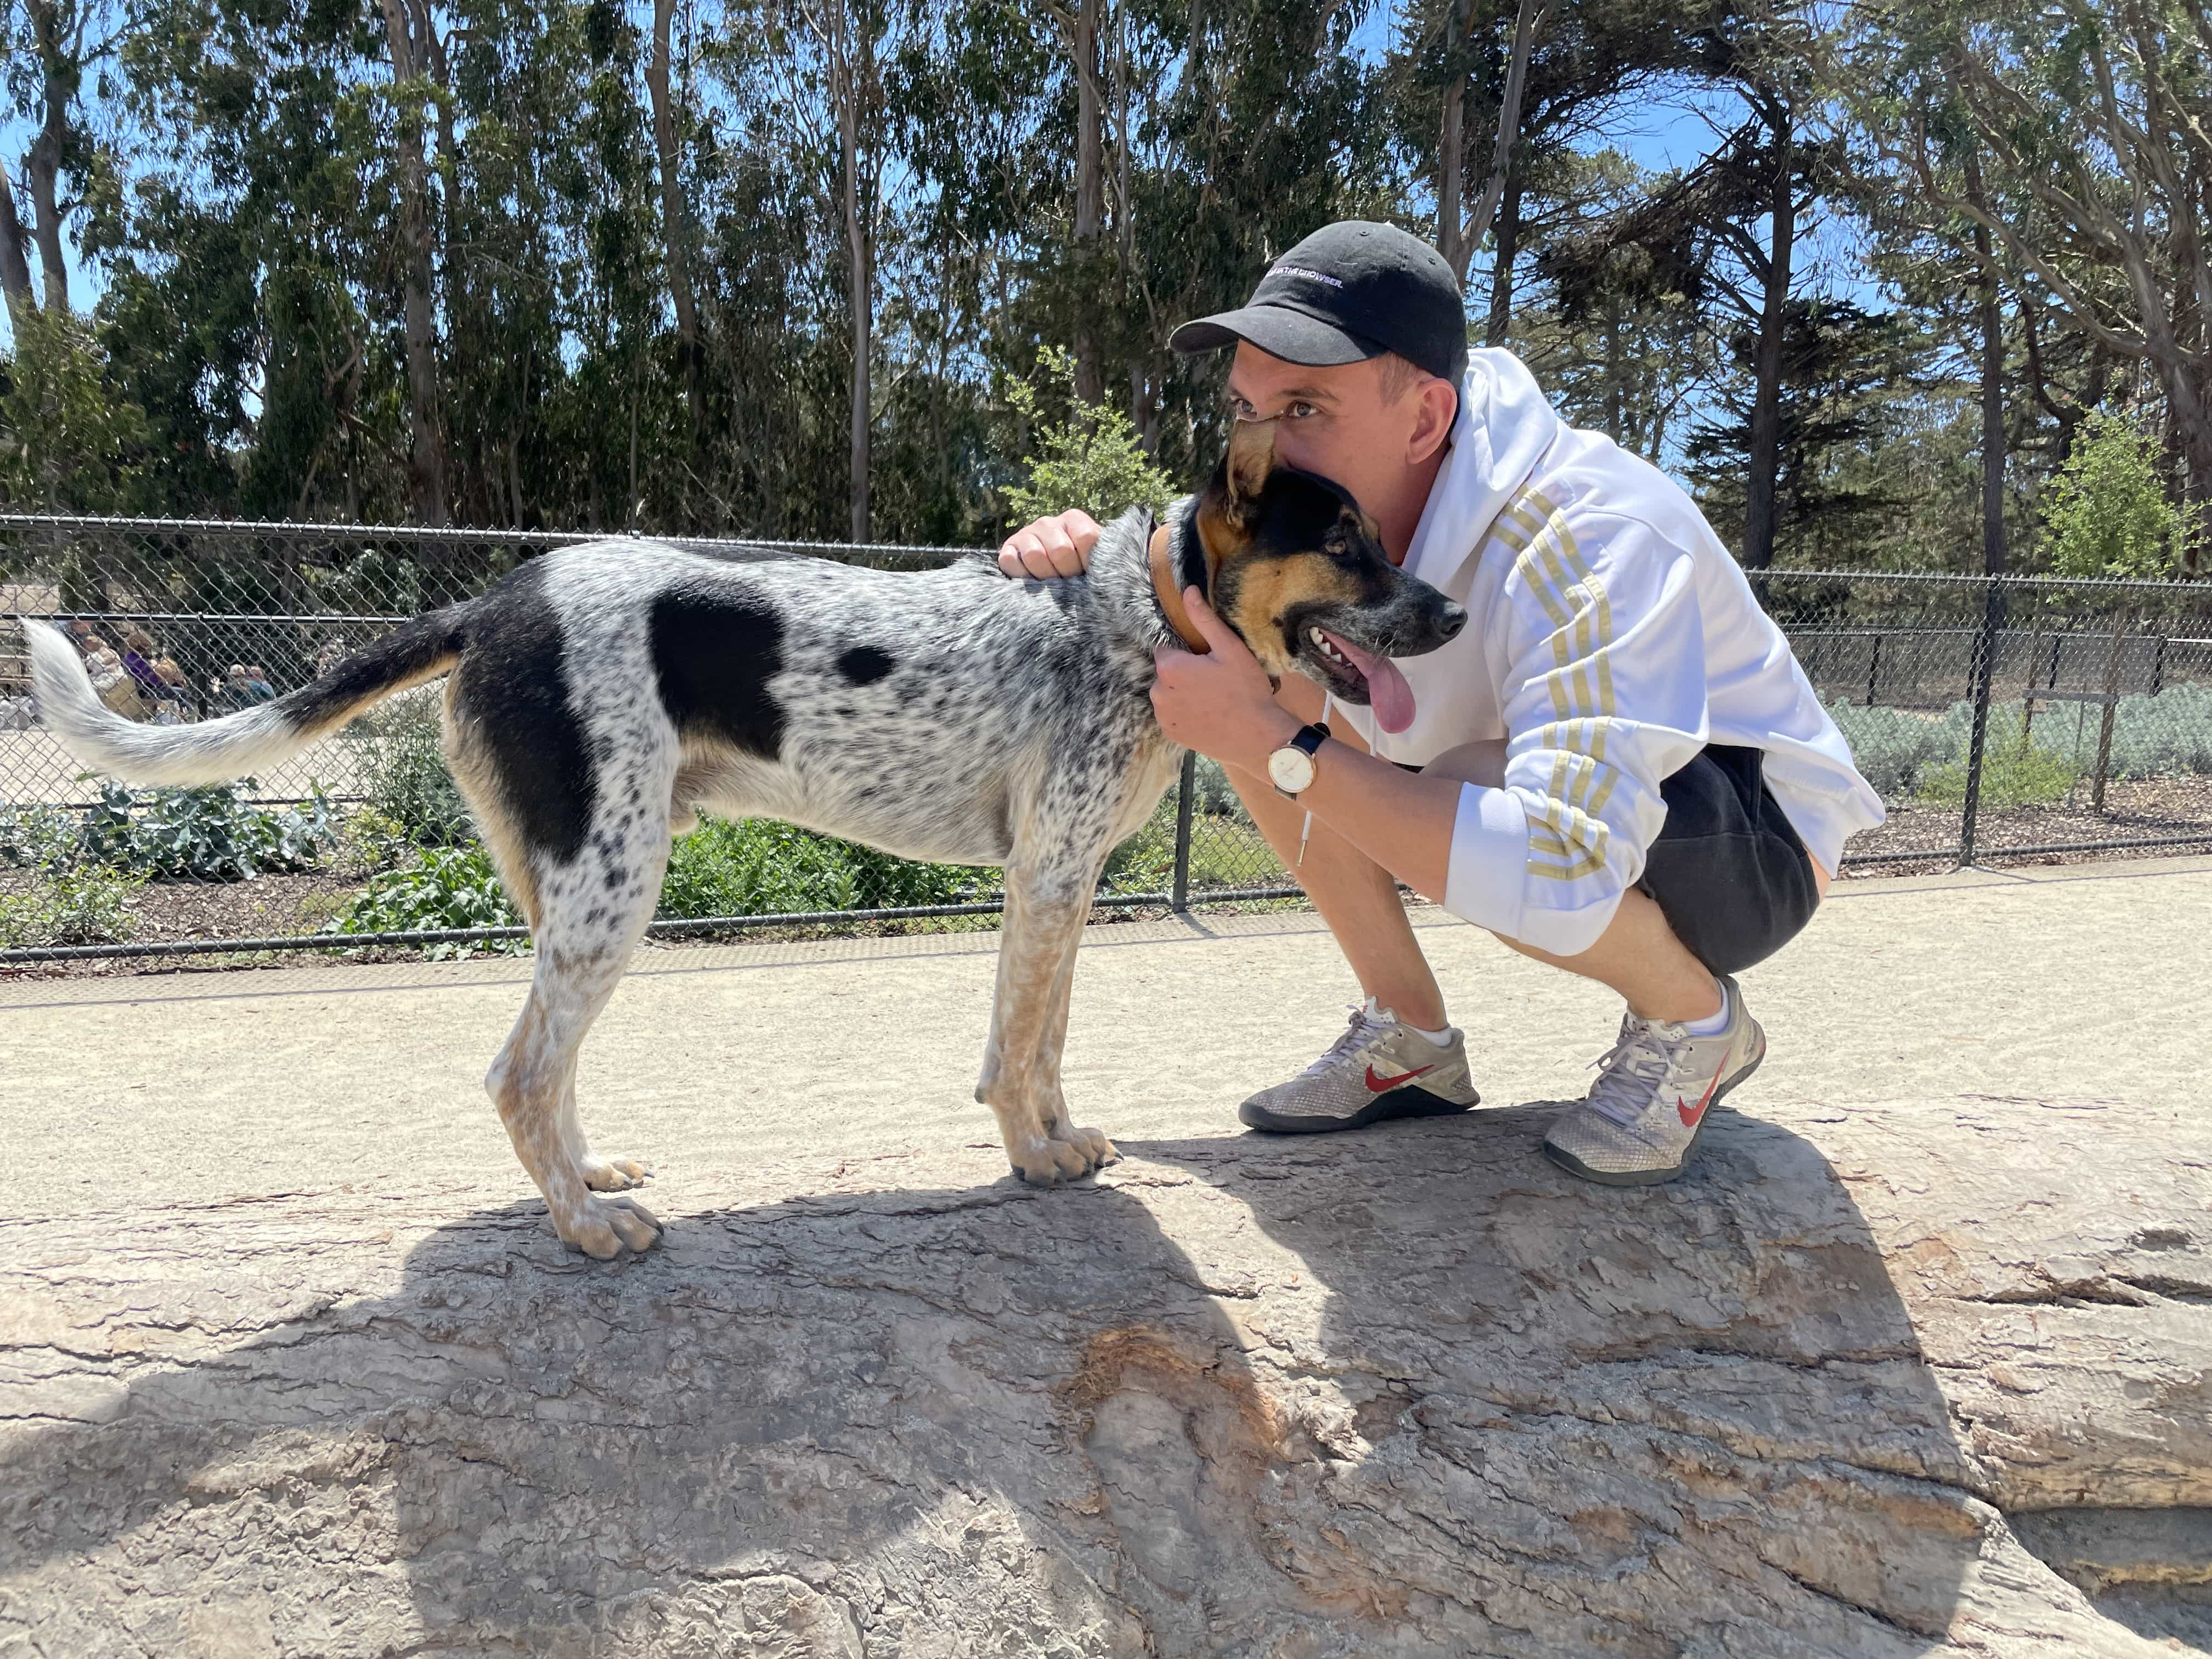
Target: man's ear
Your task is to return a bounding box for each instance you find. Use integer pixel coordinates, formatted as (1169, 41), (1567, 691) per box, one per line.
(1224, 417), (1277, 524)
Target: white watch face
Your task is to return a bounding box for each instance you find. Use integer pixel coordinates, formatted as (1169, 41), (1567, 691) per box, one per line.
(1268, 743), (1317, 794)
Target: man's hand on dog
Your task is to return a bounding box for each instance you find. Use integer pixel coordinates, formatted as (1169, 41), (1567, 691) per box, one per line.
(1152, 588), (1300, 770)
(997, 510), (1099, 578)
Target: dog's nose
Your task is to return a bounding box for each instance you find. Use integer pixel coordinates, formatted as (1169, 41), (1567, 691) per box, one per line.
(1437, 603), (1468, 641)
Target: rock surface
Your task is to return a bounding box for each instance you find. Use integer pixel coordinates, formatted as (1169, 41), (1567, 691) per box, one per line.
(3, 1093), (2208, 1657)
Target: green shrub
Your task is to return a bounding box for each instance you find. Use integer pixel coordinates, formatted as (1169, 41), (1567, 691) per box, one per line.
(325, 843), (526, 960)
(78, 781), (336, 881)
(658, 816), (981, 918)
(1918, 728), (2079, 809)
(1001, 344), (1176, 529)
(1824, 701), (1956, 798)
(0, 803), (81, 870)
(2105, 684), (2212, 780)
(348, 686), (472, 844)
(0, 865), (142, 948)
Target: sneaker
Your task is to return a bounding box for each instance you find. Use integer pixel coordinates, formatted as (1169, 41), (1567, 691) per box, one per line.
(1542, 975), (1765, 1186)
(1239, 997), (1480, 1134)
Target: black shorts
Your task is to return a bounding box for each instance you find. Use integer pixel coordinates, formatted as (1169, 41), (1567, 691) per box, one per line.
(1635, 745), (1819, 975)
(1407, 743), (1818, 975)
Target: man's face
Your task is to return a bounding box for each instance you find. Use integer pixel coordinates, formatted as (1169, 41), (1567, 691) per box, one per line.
(1223, 344), (1451, 558)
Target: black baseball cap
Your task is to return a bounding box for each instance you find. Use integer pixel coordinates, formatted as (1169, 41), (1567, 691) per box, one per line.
(1169, 221), (1469, 393)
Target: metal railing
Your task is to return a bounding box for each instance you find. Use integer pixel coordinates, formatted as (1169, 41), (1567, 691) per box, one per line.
(5, 515), (2212, 964)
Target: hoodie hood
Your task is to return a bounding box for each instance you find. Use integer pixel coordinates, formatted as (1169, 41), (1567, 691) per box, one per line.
(1403, 348), (1562, 594)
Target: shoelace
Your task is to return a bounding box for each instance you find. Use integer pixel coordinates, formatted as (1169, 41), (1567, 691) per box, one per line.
(1304, 1001), (1395, 1077)
(1585, 1017), (1689, 1127)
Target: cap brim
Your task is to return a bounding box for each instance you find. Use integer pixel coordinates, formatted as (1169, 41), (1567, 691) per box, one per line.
(1169, 304), (1385, 366)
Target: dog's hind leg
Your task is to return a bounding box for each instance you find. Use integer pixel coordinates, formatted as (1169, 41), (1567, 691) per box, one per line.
(481, 801), (674, 1259)
(976, 857), (1118, 1185)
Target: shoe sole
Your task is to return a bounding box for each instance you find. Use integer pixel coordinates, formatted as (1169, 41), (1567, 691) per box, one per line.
(1542, 1027), (1767, 1187)
(1239, 1084), (1480, 1136)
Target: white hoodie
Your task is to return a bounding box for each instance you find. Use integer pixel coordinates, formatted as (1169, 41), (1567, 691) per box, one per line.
(1325, 348), (1887, 958)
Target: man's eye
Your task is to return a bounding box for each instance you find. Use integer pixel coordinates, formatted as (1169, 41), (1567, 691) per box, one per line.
(1289, 402), (1317, 419)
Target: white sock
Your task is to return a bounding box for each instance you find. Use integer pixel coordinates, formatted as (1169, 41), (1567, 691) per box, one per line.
(1681, 985), (1731, 1037)
(1409, 1022), (1455, 1047)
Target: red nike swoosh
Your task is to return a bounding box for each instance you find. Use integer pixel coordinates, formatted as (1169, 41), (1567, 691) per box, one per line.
(1366, 1063), (1435, 1093)
(1677, 1058), (1729, 1127)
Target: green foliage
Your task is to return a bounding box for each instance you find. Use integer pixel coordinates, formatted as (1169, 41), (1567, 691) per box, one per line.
(78, 781), (337, 882)
(2042, 411), (2192, 580)
(0, 865), (144, 949)
(325, 843), (526, 961)
(0, 798), (144, 949)
(349, 688), (472, 845)
(658, 817), (981, 918)
(0, 308), (151, 513)
(1916, 717), (2079, 809)
(1824, 701), (1956, 798)
(1000, 346), (1176, 531)
(2104, 685), (2212, 780)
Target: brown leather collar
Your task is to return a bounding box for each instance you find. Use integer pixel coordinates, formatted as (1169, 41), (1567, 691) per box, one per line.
(1148, 520), (1210, 654)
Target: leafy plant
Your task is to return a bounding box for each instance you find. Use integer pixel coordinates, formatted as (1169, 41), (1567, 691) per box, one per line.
(0, 803), (82, 870)
(78, 780), (336, 881)
(658, 816), (980, 918)
(1917, 720), (2079, 809)
(1000, 345), (1177, 530)
(0, 865), (143, 949)
(325, 843), (526, 960)
(348, 686), (472, 845)
(2041, 410), (2195, 580)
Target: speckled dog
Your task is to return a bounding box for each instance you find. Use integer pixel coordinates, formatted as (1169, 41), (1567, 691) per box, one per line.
(25, 422), (1464, 1257)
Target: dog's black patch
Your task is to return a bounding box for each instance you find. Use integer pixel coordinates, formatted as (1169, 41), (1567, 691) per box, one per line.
(651, 583), (786, 759)
(837, 644), (895, 686)
(450, 562), (595, 864)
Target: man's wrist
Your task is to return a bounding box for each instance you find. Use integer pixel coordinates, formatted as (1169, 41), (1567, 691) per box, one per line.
(1244, 708), (1305, 772)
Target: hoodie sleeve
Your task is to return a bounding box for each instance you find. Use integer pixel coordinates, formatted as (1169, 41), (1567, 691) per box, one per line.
(1440, 500), (1708, 956)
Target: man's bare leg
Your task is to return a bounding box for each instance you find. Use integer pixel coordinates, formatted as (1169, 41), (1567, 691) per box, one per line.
(1227, 716), (1833, 1031)
(1221, 675), (1451, 1030)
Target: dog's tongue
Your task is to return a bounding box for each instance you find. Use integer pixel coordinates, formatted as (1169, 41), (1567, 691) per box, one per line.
(1322, 631), (1417, 735)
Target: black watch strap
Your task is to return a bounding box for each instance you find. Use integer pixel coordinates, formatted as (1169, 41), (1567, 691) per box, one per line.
(1290, 721), (1330, 758)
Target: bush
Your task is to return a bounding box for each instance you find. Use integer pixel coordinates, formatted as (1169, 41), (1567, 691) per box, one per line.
(1000, 344), (1176, 529)
(1918, 721), (2079, 809)
(2105, 684), (2212, 780)
(77, 781), (336, 881)
(0, 864), (143, 949)
(325, 843), (526, 961)
(658, 816), (981, 918)
(0, 803), (81, 870)
(349, 686), (472, 844)
(1824, 701), (1956, 798)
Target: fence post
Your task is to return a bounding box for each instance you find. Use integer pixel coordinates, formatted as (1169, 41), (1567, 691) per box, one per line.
(2091, 608), (2129, 813)
(1170, 750), (1197, 913)
(1865, 633), (1882, 707)
(1957, 576), (2005, 867)
(2151, 631), (2167, 697)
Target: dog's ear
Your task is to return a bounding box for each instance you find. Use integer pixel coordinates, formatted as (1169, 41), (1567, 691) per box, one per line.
(1224, 418), (1277, 524)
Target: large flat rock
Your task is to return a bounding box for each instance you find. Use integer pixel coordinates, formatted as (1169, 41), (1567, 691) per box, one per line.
(3, 862), (2209, 1655)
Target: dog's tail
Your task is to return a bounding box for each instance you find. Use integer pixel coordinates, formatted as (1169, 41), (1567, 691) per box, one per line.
(21, 603), (472, 789)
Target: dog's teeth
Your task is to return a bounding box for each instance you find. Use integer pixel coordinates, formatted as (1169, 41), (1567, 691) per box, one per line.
(1310, 627), (1325, 645)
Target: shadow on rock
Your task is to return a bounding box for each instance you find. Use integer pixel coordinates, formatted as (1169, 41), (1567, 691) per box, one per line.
(2, 1104), (1992, 1656)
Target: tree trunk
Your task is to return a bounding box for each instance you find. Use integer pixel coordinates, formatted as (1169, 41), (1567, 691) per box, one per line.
(1434, 0), (1472, 279)
(1742, 97), (1794, 572)
(1072, 0), (1105, 407)
(0, 168), (37, 320)
(1483, 173), (1521, 348)
(650, 0), (707, 435)
(831, 1), (873, 543)
(25, 0), (74, 316)
(377, 0), (451, 529)
(8, 1103), (2207, 1655)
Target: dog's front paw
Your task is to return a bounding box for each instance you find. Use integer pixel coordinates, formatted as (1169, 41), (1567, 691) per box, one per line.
(553, 1193), (663, 1259)
(581, 1153), (654, 1192)
(1008, 1124), (1118, 1185)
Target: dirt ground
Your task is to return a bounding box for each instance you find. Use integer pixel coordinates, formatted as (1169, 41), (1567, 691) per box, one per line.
(4, 855), (2203, 1221)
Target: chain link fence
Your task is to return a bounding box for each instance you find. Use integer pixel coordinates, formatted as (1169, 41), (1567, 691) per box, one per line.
(4, 514), (2210, 965)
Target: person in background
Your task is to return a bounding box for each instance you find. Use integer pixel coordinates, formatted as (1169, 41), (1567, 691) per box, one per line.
(242, 664), (277, 702)
(120, 627), (170, 709)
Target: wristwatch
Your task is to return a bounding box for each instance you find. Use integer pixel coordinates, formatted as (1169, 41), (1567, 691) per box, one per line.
(1267, 721), (1330, 797)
